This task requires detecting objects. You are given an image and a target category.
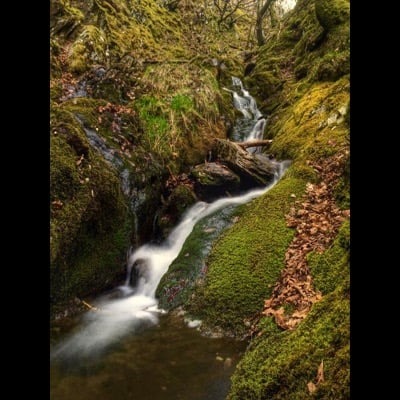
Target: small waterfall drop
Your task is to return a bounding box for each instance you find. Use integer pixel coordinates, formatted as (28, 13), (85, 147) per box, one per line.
(226, 77), (268, 153)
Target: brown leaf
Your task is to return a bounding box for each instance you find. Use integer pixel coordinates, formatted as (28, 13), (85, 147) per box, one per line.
(316, 360), (324, 384)
(76, 154), (84, 166)
(263, 299), (272, 308)
(52, 200), (63, 209)
(307, 382), (317, 394)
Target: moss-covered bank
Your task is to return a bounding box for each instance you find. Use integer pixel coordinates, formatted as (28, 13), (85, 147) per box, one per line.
(50, 104), (133, 312)
(187, 176), (306, 338)
(227, 221), (349, 399)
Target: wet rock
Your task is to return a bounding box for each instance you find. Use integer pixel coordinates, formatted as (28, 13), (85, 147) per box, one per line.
(224, 357), (232, 368)
(191, 162), (241, 202)
(213, 139), (277, 189)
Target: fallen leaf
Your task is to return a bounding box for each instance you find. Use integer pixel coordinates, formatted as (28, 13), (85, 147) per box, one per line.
(52, 200), (63, 209)
(307, 381), (317, 394)
(76, 154), (84, 166)
(316, 360), (324, 384)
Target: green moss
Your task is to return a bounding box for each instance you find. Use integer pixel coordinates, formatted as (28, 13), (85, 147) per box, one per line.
(269, 78), (350, 161)
(68, 42), (89, 74)
(284, 161), (319, 183)
(228, 285), (349, 399)
(50, 0), (84, 38)
(186, 175), (307, 337)
(314, 49), (350, 81)
(308, 220), (350, 295)
(315, 0), (350, 32)
(227, 218), (350, 399)
(334, 151), (350, 209)
(245, 70), (282, 99)
(156, 204), (239, 310)
(170, 94), (193, 112)
(50, 104), (132, 311)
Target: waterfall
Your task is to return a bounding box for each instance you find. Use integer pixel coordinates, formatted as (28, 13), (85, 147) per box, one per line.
(51, 77), (287, 359)
(227, 77), (268, 153)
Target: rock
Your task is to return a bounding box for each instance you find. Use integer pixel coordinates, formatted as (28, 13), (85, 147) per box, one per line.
(224, 357), (232, 368)
(315, 0), (350, 32)
(213, 139), (277, 189)
(191, 162), (241, 202)
(186, 319), (202, 328)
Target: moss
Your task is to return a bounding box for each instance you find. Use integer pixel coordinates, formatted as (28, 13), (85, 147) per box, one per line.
(50, 103), (132, 311)
(314, 49), (350, 81)
(156, 204), (239, 311)
(269, 78), (350, 161)
(228, 284), (349, 399)
(186, 175), (307, 337)
(50, 0), (84, 38)
(334, 150), (350, 209)
(308, 220), (350, 295)
(157, 184), (198, 236)
(315, 0), (350, 32)
(245, 70), (282, 99)
(68, 42), (89, 74)
(284, 161), (319, 183)
(227, 217), (350, 399)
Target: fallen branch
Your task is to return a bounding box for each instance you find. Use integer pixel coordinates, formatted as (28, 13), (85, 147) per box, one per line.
(82, 300), (99, 311)
(236, 139), (273, 149)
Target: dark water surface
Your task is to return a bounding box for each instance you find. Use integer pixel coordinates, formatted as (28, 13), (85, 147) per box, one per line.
(50, 313), (247, 400)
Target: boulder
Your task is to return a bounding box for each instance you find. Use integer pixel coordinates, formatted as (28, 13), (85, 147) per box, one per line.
(315, 0), (350, 32)
(191, 162), (241, 201)
(213, 139), (276, 189)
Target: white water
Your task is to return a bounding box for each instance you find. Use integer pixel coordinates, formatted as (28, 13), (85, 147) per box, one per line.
(51, 173), (288, 359)
(227, 76), (267, 153)
(52, 77), (288, 359)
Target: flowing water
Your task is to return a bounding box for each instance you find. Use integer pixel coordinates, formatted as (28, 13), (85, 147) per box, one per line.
(51, 78), (287, 399)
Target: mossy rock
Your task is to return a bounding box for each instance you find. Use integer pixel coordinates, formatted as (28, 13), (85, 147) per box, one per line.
(156, 203), (240, 311)
(315, 49), (350, 81)
(50, 104), (132, 312)
(157, 184), (198, 236)
(227, 222), (350, 399)
(228, 285), (350, 399)
(315, 0), (350, 32)
(186, 175), (307, 337)
(191, 162), (241, 201)
(245, 70), (282, 100)
(269, 78), (350, 161)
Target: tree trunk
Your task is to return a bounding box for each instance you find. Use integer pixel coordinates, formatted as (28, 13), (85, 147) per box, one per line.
(256, 0), (275, 46)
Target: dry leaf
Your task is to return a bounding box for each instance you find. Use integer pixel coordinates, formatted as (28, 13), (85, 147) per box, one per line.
(316, 360), (324, 384)
(52, 200), (63, 209)
(255, 148), (348, 334)
(76, 154), (84, 166)
(307, 381), (317, 394)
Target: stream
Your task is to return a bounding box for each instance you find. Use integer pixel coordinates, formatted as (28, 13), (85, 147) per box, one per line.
(50, 77), (287, 400)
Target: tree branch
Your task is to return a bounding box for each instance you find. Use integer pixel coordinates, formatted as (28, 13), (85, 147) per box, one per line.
(236, 139), (273, 149)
